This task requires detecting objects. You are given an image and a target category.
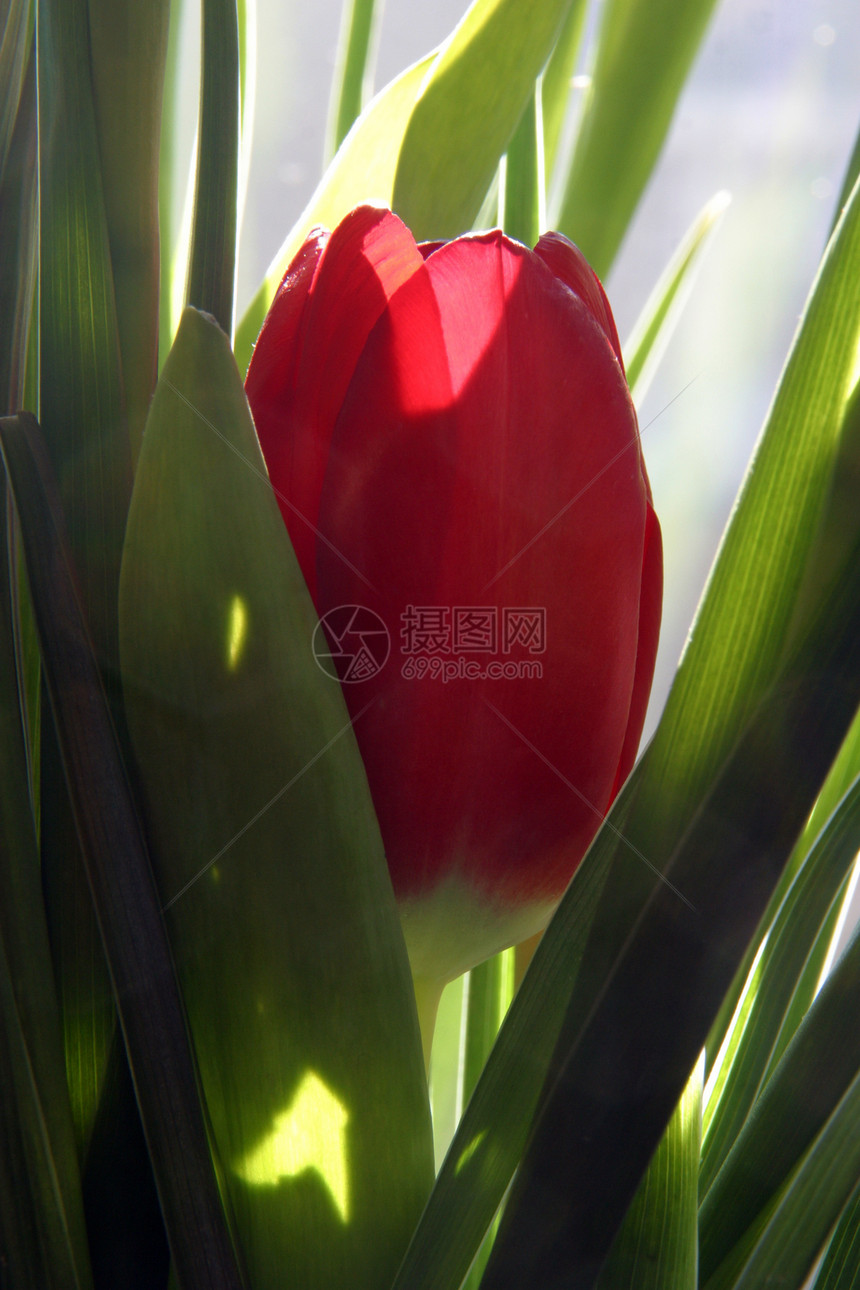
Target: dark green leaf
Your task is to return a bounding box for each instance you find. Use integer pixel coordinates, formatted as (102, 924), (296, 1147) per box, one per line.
(87, 0), (171, 461)
(0, 483), (93, 1290)
(0, 410), (246, 1290)
(186, 0), (239, 335)
(700, 772), (860, 1199)
(596, 1059), (701, 1290)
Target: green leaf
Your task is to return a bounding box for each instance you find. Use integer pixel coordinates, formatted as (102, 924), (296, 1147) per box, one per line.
(325, 0), (384, 160)
(700, 908), (860, 1282)
(596, 1057), (702, 1290)
(502, 86), (543, 249)
(0, 483), (93, 1290)
(0, 410), (246, 1290)
(624, 190), (730, 403)
(118, 307), (434, 1290)
(86, 0), (170, 464)
(0, 0), (31, 178)
(812, 1177), (860, 1288)
(37, 0), (130, 672)
(700, 772), (860, 1199)
(234, 51), (434, 375)
(392, 0), (575, 241)
(187, 0), (239, 335)
(540, 0), (587, 178)
(555, 0), (721, 277)
(0, 33), (36, 414)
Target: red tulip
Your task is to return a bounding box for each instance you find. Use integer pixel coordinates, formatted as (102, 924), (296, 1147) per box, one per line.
(246, 205), (662, 987)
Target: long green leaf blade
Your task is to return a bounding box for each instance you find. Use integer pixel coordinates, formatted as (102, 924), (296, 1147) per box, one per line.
(554, 0), (721, 277)
(186, 0), (239, 334)
(0, 411), (246, 1290)
(704, 1062), (860, 1289)
(325, 0), (384, 160)
(87, 0), (170, 462)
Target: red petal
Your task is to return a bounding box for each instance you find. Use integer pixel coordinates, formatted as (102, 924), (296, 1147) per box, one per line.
(534, 231), (625, 371)
(610, 501), (663, 799)
(246, 206), (424, 602)
(317, 231), (648, 910)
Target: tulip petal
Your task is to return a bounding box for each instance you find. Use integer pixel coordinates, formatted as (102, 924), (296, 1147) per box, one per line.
(611, 500), (663, 799)
(315, 231), (648, 973)
(246, 206), (423, 602)
(534, 230), (625, 371)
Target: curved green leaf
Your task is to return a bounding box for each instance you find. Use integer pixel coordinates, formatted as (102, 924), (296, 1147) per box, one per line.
(392, 0), (574, 241)
(119, 307), (434, 1290)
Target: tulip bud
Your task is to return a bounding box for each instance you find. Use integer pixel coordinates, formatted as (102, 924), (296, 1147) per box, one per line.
(246, 205), (662, 988)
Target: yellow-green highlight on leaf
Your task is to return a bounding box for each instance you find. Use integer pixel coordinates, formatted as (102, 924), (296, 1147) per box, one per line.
(392, 0), (576, 242)
(226, 593), (248, 670)
(325, 0), (384, 161)
(120, 307), (434, 1290)
(236, 1071), (350, 1223)
(625, 190), (730, 404)
(234, 51), (434, 375)
(555, 0), (721, 278)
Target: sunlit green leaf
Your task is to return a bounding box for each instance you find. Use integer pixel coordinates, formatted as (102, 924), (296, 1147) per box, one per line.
(541, 0), (587, 178)
(502, 87), (543, 249)
(392, 0), (575, 241)
(555, 0), (721, 277)
(325, 0), (384, 160)
(119, 307), (434, 1290)
(625, 190), (730, 403)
